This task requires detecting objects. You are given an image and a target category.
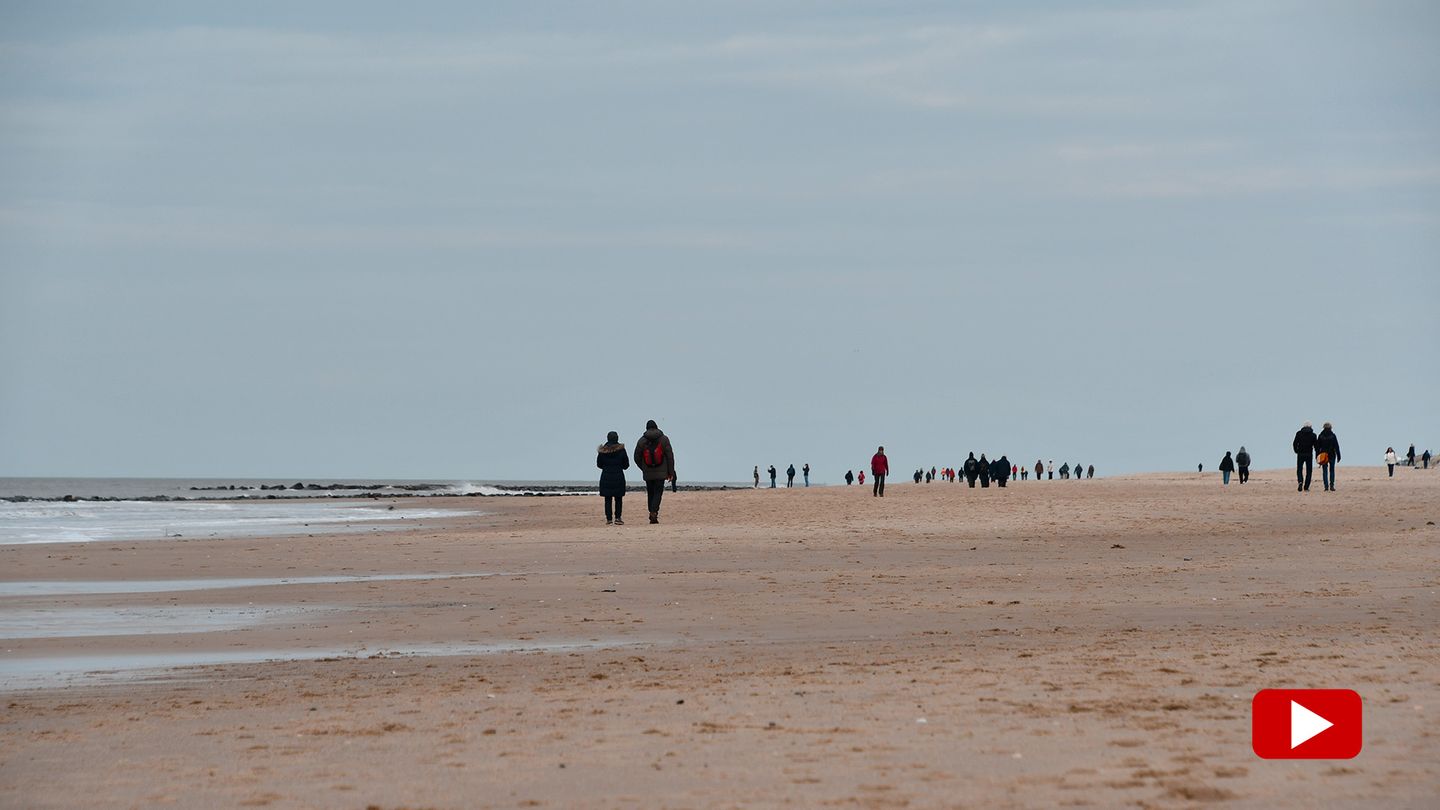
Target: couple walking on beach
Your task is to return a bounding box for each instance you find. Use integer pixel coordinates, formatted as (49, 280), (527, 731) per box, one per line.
(596, 420), (677, 525)
(1293, 421), (1340, 492)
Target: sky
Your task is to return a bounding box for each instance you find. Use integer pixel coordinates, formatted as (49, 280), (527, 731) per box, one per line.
(1, 1), (1437, 482)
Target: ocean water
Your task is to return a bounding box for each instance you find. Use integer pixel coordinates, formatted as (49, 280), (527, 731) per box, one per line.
(0, 500), (478, 545)
(0, 477), (598, 501)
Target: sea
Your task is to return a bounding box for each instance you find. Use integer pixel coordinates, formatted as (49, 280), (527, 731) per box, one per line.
(0, 477), (565, 546)
(0, 477), (741, 545)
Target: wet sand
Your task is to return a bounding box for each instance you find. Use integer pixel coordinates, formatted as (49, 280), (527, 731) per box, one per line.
(2, 468), (1437, 808)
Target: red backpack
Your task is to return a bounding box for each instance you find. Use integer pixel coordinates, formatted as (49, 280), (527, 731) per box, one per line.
(642, 440), (665, 467)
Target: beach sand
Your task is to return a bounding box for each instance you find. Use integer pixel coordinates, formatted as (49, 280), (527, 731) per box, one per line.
(2, 467), (1437, 808)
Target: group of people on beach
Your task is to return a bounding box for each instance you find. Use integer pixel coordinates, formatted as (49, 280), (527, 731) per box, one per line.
(838, 454), (1095, 490)
(595, 420), (676, 525)
(754, 463), (810, 488)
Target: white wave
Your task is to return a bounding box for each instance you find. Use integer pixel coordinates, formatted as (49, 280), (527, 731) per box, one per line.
(0, 501), (480, 545)
(447, 483), (590, 496)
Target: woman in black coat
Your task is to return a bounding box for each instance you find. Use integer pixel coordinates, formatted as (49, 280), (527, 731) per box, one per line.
(1219, 450), (1235, 485)
(597, 430), (630, 525)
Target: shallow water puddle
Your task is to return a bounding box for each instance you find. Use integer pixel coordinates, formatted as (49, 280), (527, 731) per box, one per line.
(0, 605), (331, 639)
(0, 571), (526, 597)
(0, 638), (650, 690)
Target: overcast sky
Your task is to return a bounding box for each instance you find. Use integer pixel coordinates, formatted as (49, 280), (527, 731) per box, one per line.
(2, 1), (1436, 482)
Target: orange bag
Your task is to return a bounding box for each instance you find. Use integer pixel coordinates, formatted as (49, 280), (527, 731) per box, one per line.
(1317, 452), (1330, 465)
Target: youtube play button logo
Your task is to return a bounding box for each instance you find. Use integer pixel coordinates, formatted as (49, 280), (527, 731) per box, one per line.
(1252, 689), (1362, 759)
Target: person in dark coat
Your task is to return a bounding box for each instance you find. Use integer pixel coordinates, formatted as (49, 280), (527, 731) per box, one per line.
(753, 466), (760, 488)
(1219, 450), (1235, 485)
(1315, 421), (1341, 491)
(786, 464), (796, 488)
(845, 470), (854, 485)
(1073, 462), (1082, 480)
(1059, 462), (1069, 480)
(596, 431), (630, 525)
(1407, 444), (1416, 466)
(1035, 460), (1044, 480)
(768, 465), (777, 488)
(1235, 447), (1250, 483)
(803, 463), (810, 487)
(1423, 449), (1432, 469)
(995, 455), (1011, 487)
(634, 420), (676, 524)
(1087, 464), (1095, 479)
(964, 452), (979, 487)
(978, 454), (991, 488)
(1293, 421), (1317, 492)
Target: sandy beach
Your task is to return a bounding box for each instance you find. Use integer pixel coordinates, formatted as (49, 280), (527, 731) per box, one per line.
(1, 467), (1436, 808)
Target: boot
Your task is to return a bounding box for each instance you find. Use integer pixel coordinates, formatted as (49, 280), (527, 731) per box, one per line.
(649, 511), (658, 524)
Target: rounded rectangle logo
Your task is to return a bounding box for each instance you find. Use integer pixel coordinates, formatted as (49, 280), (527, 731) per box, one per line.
(1252, 689), (1362, 759)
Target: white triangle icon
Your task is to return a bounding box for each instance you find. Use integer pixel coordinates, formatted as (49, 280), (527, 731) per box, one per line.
(1291, 700), (1333, 749)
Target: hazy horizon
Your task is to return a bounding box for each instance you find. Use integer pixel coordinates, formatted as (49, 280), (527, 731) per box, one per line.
(3, 1), (1437, 482)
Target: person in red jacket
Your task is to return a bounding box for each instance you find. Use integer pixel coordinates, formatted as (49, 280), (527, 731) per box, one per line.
(871, 446), (889, 497)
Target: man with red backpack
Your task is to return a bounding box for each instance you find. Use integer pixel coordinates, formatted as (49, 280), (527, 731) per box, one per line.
(871, 446), (889, 497)
(634, 420), (676, 524)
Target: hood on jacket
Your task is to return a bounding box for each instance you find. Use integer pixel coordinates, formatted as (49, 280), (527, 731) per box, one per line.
(598, 442), (626, 454)
(643, 428), (664, 443)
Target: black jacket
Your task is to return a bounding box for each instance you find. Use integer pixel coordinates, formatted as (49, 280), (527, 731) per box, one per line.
(995, 456), (1011, 480)
(1235, 451), (1250, 468)
(1292, 427), (1317, 457)
(1219, 453), (1234, 472)
(596, 443), (630, 496)
(964, 455), (979, 479)
(1315, 429), (1341, 462)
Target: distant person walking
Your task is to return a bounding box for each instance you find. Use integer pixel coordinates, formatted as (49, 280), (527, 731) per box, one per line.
(1020, 465), (1028, 481)
(1035, 460), (1043, 480)
(1423, 449), (1431, 469)
(1235, 447), (1250, 483)
(768, 465), (777, 488)
(1087, 464), (1094, 479)
(786, 464), (796, 488)
(1073, 462), (1082, 480)
(964, 452), (979, 487)
(1046, 460), (1054, 480)
(1293, 421), (1317, 492)
(1219, 451), (1235, 485)
(871, 446), (889, 497)
(753, 466), (760, 488)
(596, 431), (629, 525)
(803, 463), (810, 487)
(1407, 443), (1416, 467)
(634, 420), (675, 524)
(858, 470), (865, 486)
(978, 454), (991, 488)
(996, 455), (1011, 488)
(1316, 422), (1341, 491)
(1385, 447), (1398, 477)
(1059, 462), (1069, 480)
(845, 470), (854, 486)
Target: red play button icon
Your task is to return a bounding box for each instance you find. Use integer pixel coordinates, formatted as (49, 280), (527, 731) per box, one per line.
(1252, 689), (1362, 759)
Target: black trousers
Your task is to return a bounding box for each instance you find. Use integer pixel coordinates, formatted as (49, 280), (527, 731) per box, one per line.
(1296, 456), (1312, 490)
(1238, 467), (1249, 484)
(872, 474), (885, 496)
(604, 494), (623, 521)
(646, 479), (665, 513)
